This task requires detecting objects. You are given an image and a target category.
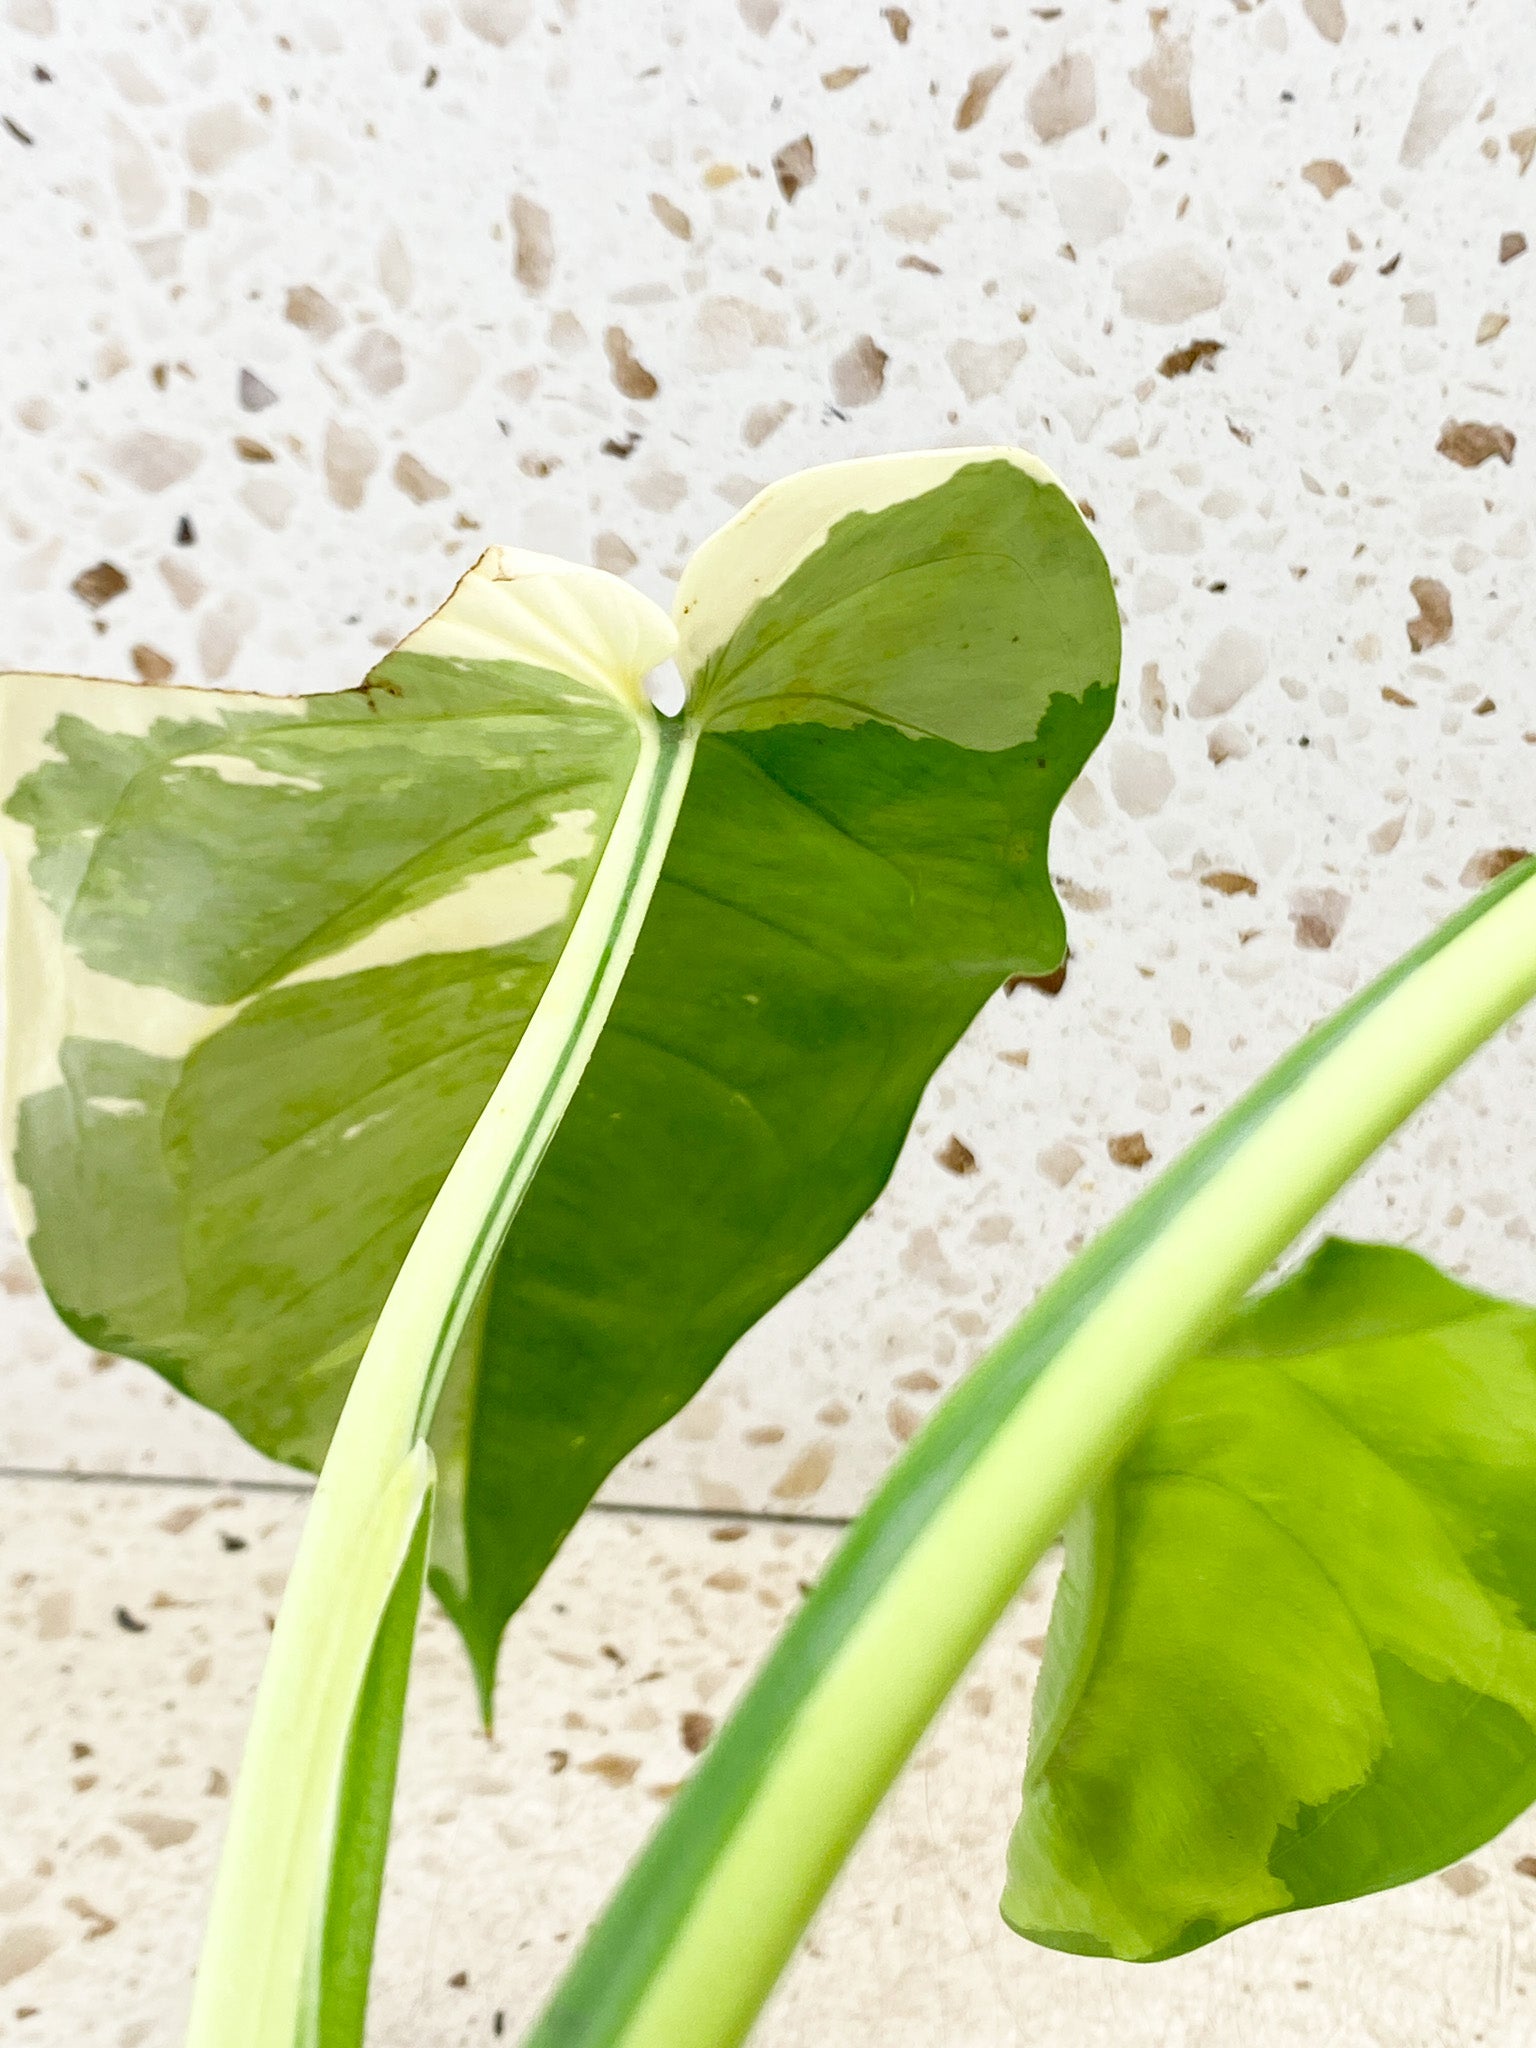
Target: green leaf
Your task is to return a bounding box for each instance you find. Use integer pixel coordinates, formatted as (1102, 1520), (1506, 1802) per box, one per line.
(1004, 1236), (1536, 1963)
(522, 863), (1536, 2048)
(428, 451), (1118, 1694)
(2, 452), (1117, 1708)
(2, 550), (669, 1465)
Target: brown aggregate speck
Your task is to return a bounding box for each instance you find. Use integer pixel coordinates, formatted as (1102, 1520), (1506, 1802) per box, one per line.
(830, 333), (887, 407)
(593, 533), (638, 576)
(1302, 0), (1346, 40)
(772, 134), (816, 202)
(771, 1439), (835, 1501)
(882, 6), (910, 42)
(1301, 159), (1351, 198)
(1512, 128), (1536, 175)
(648, 192), (691, 240)
(680, 1711), (714, 1755)
(1200, 870), (1258, 896)
(955, 63), (1010, 133)
(1040, 1146), (1089, 1196)
(71, 561), (128, 608)
(742, 401), (791, 447)
(121, 1812), (195, 1849)
(887, 1398), (920, 1443)
(129, 643), (173, 683)
(510, 194), (554, 293)
(1158, 337), (1223, 377)
(546, 1749), (569, 1774)
(1289, 887), (1349, 950)
(1437, 419), (1516, 468)
(234, 436), (275, 462)
(1028, 53), (1095, 143)
(1438, 1862), (1488, 1898)
(284, 283), (342, 339)
(393, 452), (450, 503)
(822, 66), (868, 92)
(936, 1135), (978, 1176)
(1516, 1855), (1536, 1878)
(603, 327), (658, 400)
(1107, 1131), (1152, 1170)
(1460, 847), (1531, 888)
(897, 1368), (942, 1392)
(1007, 961), (1067, 997)
(1500, 231), (1528, 264)
(64, 1897), (116, 1942)
(1131, 30), (1194, 139)
(1406, 576), (1452, 652)
(579, 1755), (641, 1788)
(324, 420), (378, 509)
(1477, 312), (1510, 344)
(1381, 686), (1416, 707)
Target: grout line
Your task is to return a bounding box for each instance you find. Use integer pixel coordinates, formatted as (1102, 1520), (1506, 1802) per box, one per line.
(0, 1462), (854, 1531)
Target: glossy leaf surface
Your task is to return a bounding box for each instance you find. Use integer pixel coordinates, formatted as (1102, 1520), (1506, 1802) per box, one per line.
(2, 452), (1119, 1704)
(1006, 1237), (1536, 1961)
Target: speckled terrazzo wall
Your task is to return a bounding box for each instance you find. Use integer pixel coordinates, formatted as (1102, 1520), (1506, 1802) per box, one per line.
(5, 5), (1536, 2043)
(4, 0), (1533, 1516)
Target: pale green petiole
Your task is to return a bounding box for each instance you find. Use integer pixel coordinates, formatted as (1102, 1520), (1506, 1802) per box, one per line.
(185, 715), (695, 2048)
(526, 859), (1536, 2048)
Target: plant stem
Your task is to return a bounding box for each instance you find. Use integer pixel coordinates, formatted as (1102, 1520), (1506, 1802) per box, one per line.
(186, 715), (696, 2048)
(525, 859), (1536, 2048)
